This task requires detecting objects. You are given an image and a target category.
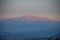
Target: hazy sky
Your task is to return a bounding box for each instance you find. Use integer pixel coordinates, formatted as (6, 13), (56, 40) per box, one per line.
(1, 0), (60, 21)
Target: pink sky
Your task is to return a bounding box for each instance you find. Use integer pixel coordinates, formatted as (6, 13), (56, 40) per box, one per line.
(1, 0), (60, 21)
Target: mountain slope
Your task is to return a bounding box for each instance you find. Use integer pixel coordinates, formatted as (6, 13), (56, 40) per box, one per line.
(2, 15), (59, 24)
(1, 15), (60, 38)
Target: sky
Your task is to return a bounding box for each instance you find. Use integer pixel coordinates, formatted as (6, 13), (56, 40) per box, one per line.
(1, 0), (60, 21)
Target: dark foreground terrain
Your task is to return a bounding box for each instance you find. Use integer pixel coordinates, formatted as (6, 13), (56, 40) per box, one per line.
(0, 33), (60, 40)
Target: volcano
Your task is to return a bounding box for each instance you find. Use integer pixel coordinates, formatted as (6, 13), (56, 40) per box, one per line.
(2, 15), (57, 24)
(1, 15), (60, 38)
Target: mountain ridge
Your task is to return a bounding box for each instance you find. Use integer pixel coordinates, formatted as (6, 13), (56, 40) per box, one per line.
(3, 15), (58, 21)
(1, 15), (60, 24)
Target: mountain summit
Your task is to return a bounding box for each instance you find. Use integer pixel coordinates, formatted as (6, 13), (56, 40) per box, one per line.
(3, 15), (52, 23)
